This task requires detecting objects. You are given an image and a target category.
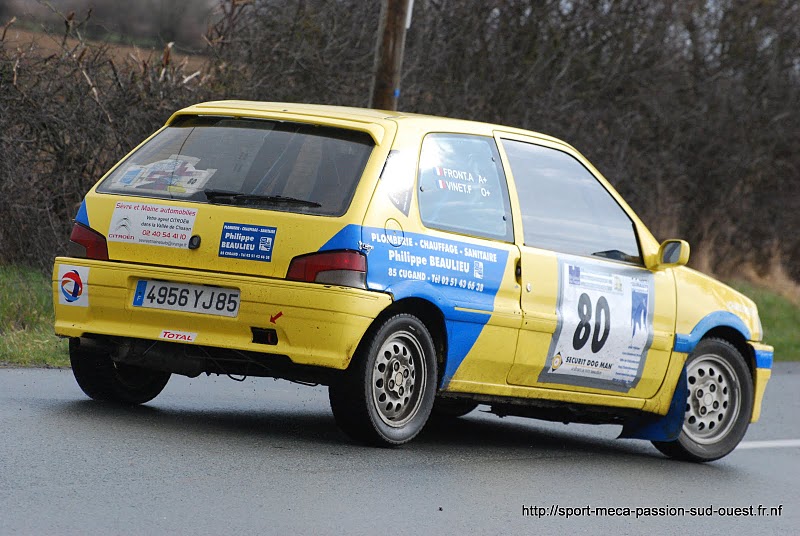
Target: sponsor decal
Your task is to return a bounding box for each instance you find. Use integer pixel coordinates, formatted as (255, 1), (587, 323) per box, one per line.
(322, 225), (510, 386)
(539, 257), (655, 392)
(107, 201), (198, 249)
(61, 271), (82, 302)
(358, 230), (504, 297)
(159, 329), (197, 343)
(58, 265), (90, 307)
(218, 222), (277, 262)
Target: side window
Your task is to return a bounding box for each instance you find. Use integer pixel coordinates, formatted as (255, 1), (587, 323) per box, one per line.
(502, 139), (641, 264)
(417, 134), (513, 242)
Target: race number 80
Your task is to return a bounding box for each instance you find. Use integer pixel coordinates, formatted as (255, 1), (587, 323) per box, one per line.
(572, 293), (610, 353)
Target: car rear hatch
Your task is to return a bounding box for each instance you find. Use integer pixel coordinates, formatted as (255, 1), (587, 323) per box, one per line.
(75, 113), (392, 279)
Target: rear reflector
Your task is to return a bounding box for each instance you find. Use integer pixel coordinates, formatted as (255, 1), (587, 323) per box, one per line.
(286, 250), (366, 288)
(68, 222), (109, 260)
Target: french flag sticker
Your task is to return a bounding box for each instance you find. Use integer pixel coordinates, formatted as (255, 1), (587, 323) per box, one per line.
(438, 179), (448, 189)
(435, 166), (443, 176)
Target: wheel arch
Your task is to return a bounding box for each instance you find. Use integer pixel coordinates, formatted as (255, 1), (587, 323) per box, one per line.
(701, 326), (755, 377)
(669, 312), (761, 422)
(675, 311), (755, 375)
(366, 297), (448, 385)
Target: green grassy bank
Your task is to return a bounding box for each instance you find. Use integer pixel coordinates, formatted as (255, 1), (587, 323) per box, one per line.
(728, 280), (800, 361)
(0, 266), (68, 367)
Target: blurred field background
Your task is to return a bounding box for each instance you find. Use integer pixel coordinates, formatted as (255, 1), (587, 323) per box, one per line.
(0, 0), (797, 365)
(3, 27), (206, 71)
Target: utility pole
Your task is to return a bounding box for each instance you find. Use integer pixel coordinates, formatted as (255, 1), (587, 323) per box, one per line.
(369, 0), (413, 111)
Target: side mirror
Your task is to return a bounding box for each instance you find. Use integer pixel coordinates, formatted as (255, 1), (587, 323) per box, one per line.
(656, 239), (690, 269)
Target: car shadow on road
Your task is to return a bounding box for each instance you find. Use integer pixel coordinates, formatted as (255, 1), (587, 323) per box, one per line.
(54, 398), (347, 447)
(49, 397), (691, 466)
(418, 412), (656, 458)
(414, 414), (749, 477)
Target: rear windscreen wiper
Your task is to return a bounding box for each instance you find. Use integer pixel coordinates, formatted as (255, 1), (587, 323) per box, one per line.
(203, 189), (321, 208)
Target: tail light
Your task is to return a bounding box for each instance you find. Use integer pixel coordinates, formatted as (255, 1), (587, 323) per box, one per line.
(286, 250), (366, 289)
(67, 222), (109, 260)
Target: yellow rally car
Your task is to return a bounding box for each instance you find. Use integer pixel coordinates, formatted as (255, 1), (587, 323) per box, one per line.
(53, 101), (773, 461)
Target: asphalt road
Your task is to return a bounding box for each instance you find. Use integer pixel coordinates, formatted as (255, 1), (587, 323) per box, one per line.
(1, 363), (797, 535)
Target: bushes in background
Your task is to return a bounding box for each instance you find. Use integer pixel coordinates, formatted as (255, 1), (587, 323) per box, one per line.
(1, 0), (798, 284)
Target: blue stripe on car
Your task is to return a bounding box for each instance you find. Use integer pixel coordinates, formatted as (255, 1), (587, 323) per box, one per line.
(320, 224), (508, 386)
(75, 200), (90, 227)
(754, 348), (773, 369)
(673, 311), (752, 353)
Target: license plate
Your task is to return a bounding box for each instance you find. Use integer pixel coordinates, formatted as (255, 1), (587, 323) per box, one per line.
(132, 280), (240, 317)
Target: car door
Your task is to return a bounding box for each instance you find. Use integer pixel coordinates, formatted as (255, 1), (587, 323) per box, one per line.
(498, 134), (676, 399)
(400, 132), (522, 389)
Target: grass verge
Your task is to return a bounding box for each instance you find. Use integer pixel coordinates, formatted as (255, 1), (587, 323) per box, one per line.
(0, 265), (68, 367)
(728, 280), (799, 361)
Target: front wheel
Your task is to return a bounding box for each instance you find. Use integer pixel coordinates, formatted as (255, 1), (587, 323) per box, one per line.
(652, 338), (753, 462)
(70, 339), (171, 405)
(329, 314), (437, 446)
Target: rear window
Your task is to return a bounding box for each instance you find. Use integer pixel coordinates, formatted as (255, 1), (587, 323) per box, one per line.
(97, 116), (374, 216)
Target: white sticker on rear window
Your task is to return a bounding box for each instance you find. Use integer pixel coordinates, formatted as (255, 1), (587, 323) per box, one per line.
(111, 155), (216, 196)
(108, 201), (197, 249)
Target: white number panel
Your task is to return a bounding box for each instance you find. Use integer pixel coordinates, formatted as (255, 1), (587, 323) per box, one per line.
(538, 257), (655, 392)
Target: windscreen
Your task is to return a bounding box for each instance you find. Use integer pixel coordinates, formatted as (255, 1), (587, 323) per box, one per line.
(97, 116), (375, 216)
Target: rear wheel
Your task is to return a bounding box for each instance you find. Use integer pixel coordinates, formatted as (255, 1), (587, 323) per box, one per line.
(329, 314), (437, 446)
(70, 339), (171, 405)
(652, 338), (753, 462)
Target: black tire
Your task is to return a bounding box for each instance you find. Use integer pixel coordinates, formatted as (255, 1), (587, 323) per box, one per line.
(432, 397), (479, 418)
(70, 338), (171, 405)
(329, 314), (437, 447)
(652, 338), (753, 462)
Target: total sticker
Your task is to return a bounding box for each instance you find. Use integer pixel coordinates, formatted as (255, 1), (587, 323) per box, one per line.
(159, 329), (197, 343)
(58, 265), (89, 307)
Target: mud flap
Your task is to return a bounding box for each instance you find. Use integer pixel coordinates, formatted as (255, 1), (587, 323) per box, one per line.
(618, 367), (688, 441)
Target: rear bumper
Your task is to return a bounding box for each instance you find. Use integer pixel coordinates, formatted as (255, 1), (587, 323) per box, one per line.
(53, 257), (392, 370)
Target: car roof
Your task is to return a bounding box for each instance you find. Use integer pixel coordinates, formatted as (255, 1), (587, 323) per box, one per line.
(175, 100), (568, 148)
